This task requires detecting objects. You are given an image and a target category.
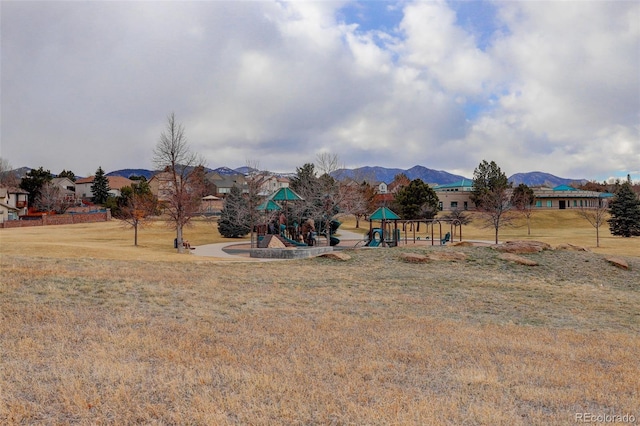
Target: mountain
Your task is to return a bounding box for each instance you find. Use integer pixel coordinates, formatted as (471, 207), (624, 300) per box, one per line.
(107, 169), (155, 180)
(508, 171), (587, 187)
(334, 165), (467, 185)
(213, 166), (241, 176)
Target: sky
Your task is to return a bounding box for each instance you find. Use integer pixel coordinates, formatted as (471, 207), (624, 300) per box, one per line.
(1, 1), (639, 181)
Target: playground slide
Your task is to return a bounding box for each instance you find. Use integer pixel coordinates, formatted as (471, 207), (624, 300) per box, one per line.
(366, 238), (381, 247)
(279, 234), (309, 247)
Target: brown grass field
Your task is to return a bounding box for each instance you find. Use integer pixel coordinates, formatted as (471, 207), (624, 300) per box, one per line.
(1, 211), (638, 424)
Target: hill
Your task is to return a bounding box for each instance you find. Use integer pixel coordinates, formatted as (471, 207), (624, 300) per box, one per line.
(508, 171), (587, 187)
(107, 169), (155, 180)
(334, 165), (467, 184)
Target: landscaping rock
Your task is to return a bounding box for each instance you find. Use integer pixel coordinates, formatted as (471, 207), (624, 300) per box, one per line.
(400, 253), (429, 263)
(493, 241), (552, 254)
(556, 243), (590, 252)
(320, 252), (351, 261)
(498, 253), (539, 266)
(451, 241), (475, 247)
(605, 256), (629, 270)
(427, 252), (468, 261)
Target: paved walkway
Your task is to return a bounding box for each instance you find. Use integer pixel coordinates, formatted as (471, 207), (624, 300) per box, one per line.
(192, 229), (367, 260)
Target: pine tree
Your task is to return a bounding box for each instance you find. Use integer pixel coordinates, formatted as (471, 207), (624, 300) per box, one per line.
(91, 166), (111, 204)
(608, 181), (640, 237)
(393, 179), (439, 219)
(218, 186), (251, 238)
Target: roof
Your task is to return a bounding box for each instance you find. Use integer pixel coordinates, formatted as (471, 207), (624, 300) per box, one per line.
(257, 200), (281, 211)
(434, 179), (474, 190)
(268, 187), (304, 201)
(369, 207), (400, 220)
(75, 175), (134, 189)
(553, 185), (576, 191)
(0, 202), (19, 211)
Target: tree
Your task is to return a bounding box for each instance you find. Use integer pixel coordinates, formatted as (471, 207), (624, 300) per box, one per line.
(58, 169), (76, 182)
(91, 166), (111, 204)
(153, 112), (205, 253)
(578, 200), (609, 247)
(471, 160), (512, 244)
(218, 185), (251, 238)
(0, 157), (18, 187)
(35, 182), (73, 213)
(607, 181), (640, 237)
(19, 166), (53, 204)
(393, 179), (439, 220)
(511, 183), (536, 235)
(114, 181), (157, 246)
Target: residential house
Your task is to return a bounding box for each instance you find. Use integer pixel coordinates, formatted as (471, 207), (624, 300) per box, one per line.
(148, 171), (177, 202)
(75, 176), (134, 200)
(251, 173), (290, 196)
(206, 172), (248, 196)
(0, 187), (25, 222)
(51, 177), (78, 205)
(0, 187), (29, 216)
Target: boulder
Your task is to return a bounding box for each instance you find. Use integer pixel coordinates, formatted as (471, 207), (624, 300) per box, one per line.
(498, 253), (538, 266)
(400, 253), (429, 263)
(320, 252), (351, 261)
(493, 241), (552, 254)
(556, 243), (589, 252)
(605, 256), (629, 270)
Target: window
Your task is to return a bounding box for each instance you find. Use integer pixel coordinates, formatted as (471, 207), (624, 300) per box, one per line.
(547, 201), (552, 208)
(573, 200), (577, 207)
(464, 201), (468, 210)
(536, 200), (542, 208)
(450, 201), (458, 209)
(438, 202), (443, 210)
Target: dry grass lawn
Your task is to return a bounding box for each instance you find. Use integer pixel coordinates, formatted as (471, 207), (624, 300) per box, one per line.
(1, 212), (639, 424)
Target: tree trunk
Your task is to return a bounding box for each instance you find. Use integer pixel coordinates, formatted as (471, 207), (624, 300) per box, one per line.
(495, 227), (499, 244)
(134, 223), (138, 246)
(177, 226), (184, 253)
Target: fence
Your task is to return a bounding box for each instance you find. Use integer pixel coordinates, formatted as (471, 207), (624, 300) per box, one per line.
(0, 210), (111, 228)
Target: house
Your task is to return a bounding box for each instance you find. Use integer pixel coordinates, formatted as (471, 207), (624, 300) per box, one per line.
(50, 177), (78, 205)
(0, 187), (29, 216)
(206, 172), (248, 196)
(251, 173), (290, 196)
(0, 188), (27, 223)
(148, 171), (177, 202)
(75, 176), (134, 200)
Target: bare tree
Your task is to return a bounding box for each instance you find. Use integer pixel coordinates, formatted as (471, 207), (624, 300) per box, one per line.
(153, 113), (205, 253)
(0, 157), (18, 187)
(511, 183), (536, 235)
(578, 200), (609, 248)
(471, 160), (513, 244)
(243, 160), (265, 247)
(35, 182), (73, 213)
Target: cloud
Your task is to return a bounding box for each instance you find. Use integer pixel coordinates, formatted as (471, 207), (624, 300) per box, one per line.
(1, 0), (638, 181)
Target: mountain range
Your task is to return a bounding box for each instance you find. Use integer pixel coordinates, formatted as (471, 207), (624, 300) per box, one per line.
(12, 165), (587, 187)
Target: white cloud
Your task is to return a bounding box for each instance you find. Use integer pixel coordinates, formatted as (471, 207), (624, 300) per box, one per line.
(1, 0), (638, 182)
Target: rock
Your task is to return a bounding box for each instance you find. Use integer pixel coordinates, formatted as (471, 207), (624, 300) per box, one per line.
(451, 241), (475, 247)
(400, 253), (429, 263)
(265, 235), (286, 249)
(493, 241), (552, 254)
(320, 252), (351, 261)
(498, 253), (538, 266)
(427, 251), (467, 261)
(556, 243), (589, 252)
(605, 256), (629, 270)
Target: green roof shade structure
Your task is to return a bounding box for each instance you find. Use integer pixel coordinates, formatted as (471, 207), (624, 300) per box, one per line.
(257, 200), (281, 211)
(369, 207), (400, 221)
(268, 187), (304, 201)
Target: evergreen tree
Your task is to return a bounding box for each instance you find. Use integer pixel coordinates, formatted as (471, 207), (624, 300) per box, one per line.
(19, 166), (53, 203)
(607, 181), (640, 237)
(218, 186), (251, 238)
(91, 166), (111, 204)
(393, 179), (439, 219)
(511, 183), (536, 235)
(58, 169), (76, 181)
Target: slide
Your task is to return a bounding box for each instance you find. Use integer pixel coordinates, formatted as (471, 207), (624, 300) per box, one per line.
(365, 228), (383, 247)
(279, 234), (309, 247)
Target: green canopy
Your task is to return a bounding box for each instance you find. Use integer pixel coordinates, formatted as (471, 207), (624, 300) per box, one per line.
(257, 200), (281, 211)
(369, 207), (400, 221)
(268, 187), (304, 201)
